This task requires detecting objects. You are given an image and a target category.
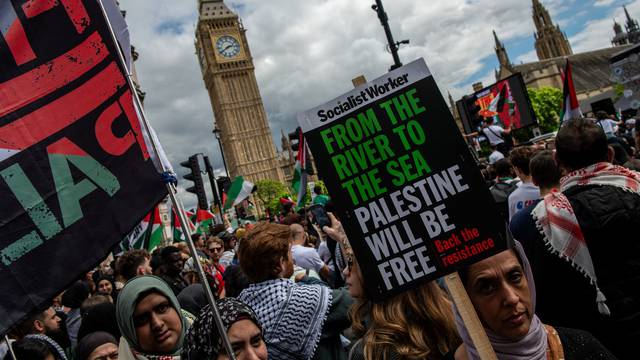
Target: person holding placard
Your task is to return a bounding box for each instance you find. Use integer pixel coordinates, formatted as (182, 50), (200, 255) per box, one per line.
(323, 214), (461, 360)
(450, 242), (616, 360)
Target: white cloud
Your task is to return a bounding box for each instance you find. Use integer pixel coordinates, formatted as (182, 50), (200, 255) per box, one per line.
(515, 49), (538, 64)
(594, 0), (615, 7)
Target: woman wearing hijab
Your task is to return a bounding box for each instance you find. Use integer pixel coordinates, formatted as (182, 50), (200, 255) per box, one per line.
(450, 242), (617, 360)
(323, 214), (460, 360)
(76, 331), (118, 360)
(182, 297), (267, 360)
(93, 275), (118, 301)
(116, 275), (188, 360)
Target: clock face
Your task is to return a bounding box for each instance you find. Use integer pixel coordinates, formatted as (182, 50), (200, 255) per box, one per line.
(215, 35), (241, 58)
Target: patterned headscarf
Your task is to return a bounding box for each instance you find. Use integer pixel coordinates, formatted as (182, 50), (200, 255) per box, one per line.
(181, 298), (262, 360)
(116, 275), (187, 357)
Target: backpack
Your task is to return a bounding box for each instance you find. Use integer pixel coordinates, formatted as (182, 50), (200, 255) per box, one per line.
(490, 181), (517, 221)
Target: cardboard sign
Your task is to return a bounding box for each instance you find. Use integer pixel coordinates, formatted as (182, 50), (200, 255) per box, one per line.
(298, 59), (507, 299)
(0, 0), (167, 335)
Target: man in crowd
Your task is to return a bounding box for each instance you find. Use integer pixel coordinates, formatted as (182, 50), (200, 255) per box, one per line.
(238, 222), (352, 359)
(115, 249), (152, 286)
(465, 117), (513, 155)
(290, 223), (331, 281)
(312, 185), (331, 206)
(489, 158), (517, 221)
(218, 231), (237, 267)
(14, 305), (62, 340)
(61, 282), (89, 348)
(525, 118), (640, 359)
(158, 246), (188, 296)
(509, 150), (560, 251)
(595, 110), (619, 138)
(507, 146), (540, 220)
(191, 233), (208, 258)
(488, 143), (505, 164)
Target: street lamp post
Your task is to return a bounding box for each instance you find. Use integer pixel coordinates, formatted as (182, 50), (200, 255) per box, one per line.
(372, 0), (409, 71)
(212, 126), (229, 177)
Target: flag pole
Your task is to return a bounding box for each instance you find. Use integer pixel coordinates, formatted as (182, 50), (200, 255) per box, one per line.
(4, 336), (16, 360)
(96, 1), (236, 358)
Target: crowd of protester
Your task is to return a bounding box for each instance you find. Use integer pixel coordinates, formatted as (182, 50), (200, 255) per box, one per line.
(2, 115), (639, 360)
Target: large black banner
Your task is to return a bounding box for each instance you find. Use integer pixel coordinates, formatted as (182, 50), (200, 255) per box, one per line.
(0, 0), (167, 335)
(298, 59), (507, 300)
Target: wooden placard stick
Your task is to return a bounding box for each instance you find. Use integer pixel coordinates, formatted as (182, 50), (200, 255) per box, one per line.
(444, 272), (498, 360)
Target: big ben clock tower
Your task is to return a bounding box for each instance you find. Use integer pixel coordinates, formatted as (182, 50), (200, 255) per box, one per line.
(195, 0), (285, 187)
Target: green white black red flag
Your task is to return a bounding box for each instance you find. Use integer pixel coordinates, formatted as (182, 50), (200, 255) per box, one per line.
(0, 0), (167, 335)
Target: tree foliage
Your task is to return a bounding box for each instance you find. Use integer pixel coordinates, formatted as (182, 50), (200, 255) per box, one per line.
(254, 179), (290, 214)
(527, 87), (563, 133)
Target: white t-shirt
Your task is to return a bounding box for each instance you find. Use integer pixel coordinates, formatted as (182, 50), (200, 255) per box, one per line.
(482, 125), (505, 145)
(507, 182), (540, 221)
(489, 150), (505, 164)
(597, 119), (618, 137)
(292, 244), (325, 274)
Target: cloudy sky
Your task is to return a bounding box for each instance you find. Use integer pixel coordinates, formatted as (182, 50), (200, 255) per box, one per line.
(118, 0), (639, 208)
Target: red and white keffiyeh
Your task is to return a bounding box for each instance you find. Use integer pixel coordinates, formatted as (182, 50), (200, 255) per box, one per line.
(532, 162), (640, 316)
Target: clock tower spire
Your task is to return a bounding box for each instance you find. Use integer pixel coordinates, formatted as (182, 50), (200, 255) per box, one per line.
(195, 1), (285, 190)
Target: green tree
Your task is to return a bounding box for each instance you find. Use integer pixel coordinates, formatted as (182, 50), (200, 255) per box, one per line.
(527, 87), (563, 133)
(255, 179), (290, 215)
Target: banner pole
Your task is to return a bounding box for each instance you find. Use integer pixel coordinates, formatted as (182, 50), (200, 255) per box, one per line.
(4, 336), (16, 360)
(95, 1), (236, 358)
(444, 272), (497, 360)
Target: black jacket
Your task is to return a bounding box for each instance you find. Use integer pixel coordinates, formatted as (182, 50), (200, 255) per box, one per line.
(524, 184), (640, 360)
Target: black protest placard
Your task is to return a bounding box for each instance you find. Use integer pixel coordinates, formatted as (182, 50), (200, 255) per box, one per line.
(0, 0), (167, 335)
(298, 59), (507, 300)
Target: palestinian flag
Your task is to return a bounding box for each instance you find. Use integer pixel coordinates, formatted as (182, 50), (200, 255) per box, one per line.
(172, 208), (195, 241)
(223, 176), (255, 211)
(119, 213), (151, 253)
(291, 130), (309, 208)
(559, 59), (582, 125)
(195, 208), (215, 235)
(119, 205), (163, 252)
(147, 206), (164, 251)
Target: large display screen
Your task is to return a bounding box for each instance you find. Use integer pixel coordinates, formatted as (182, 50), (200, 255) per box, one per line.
(457, 73), (537, 134)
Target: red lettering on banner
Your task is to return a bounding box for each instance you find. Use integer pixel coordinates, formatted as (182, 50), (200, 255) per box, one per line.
(21, 0), (58, 18)
(22, 0), (90, 34)
(1, 2), (37, 65)
(118, 91), (150, 160)
(95, 100), (136, 156)
(0, 31), (109, 118)
(47, 137), (87, 156)
(0, 62), (125, 154)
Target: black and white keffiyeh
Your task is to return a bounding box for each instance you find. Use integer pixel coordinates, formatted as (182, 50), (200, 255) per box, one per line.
(238, 278), (332, 360)
(24, 334), (68, 360)
(182, 298), (261, 360)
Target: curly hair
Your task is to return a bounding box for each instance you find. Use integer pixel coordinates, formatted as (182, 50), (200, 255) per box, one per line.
(238, 222), (291, 283)
(206, 236), (223, 248)
(350, 281), (460, 359)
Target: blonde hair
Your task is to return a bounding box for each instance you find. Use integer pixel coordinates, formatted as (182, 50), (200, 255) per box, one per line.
(351, 281), (460, 359)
